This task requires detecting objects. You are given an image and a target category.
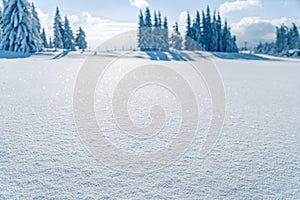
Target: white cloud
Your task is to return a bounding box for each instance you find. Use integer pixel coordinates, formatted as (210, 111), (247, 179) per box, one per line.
(231, 16), (300, 48)
(129, 0), (149, 8)
(219, 0), (262, 16)
(37, 9), (137, 49)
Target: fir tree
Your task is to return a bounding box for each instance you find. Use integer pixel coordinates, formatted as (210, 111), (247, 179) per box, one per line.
(205, 6), (213, 51)
(290, 23), (300, 49)
(41, 28), (48, 48)
(63, 16), (75, 50)
(211, 11), (218, 52)
(75, 27), (87, 52)
(170, 22), (183, 50)
(53, 7), (64, 49)
(184, 12), (193, 50)
(194, 11), (201, 49)
(216, 12), (222, 52)
(137, 10), (146, 51)
(144, 7), (152, 50)
(31, 2), (43, 51)
(1, 0), (40, 52)
(153, 11), (160, 50)
(48, 36), (53, 48)
(162, 17), (169, 51)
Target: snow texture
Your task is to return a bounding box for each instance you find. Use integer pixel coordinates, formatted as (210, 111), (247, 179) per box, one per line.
(0, 51), (299, 199)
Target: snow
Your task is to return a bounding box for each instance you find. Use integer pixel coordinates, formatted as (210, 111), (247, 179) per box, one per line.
(0, 51), (299, 199)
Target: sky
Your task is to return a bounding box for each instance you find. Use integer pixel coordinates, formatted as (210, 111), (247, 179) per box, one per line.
(3, 0), (300, 49)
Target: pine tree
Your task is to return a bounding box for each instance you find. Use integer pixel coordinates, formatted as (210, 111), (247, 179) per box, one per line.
(194, 11), (201, 49)
(221, 20), (231, 52)
(41, 28), (48, 48)
(31, 2), (43, 51)
(153, 11), (160, 50)
(144, 7), (152, 50)
(216, 12), (222, 52)
(75, 27), (87, 52)
(211, 11), (218, 52)
(290, 23), (300, 49)
(170, 22), (183, 50)
(276, 24), (289, 53)
(184, 12), (192, 50)
(137, 10), (146, 51)
(201, 11), (206, 50)
(206, 6), (213, 51)
(48, 36), (53, 48)
(1, 0), (40, 52)
(162, 17), (169, 51)
(53, 7), (64, 49)
(63, 16), (75, 50)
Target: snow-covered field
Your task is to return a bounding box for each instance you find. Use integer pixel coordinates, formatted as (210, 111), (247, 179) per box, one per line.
(0, 51), (299, 199)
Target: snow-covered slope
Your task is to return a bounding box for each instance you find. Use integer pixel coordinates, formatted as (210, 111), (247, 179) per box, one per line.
(0, 51), (299, 199)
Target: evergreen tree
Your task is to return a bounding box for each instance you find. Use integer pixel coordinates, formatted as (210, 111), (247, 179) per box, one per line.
(1, 0), (40, 52)
(137, 10), (146, 51)
(161, 17), (169, 51)
(276, 24), (288, 53)
(201, 11), (207, 50)
(144, 7), (152, 50)
(211, 11), (217, 52)
(48, 36), (53, 48)
(63, 16), (75, 50)
(231, 35), (239, 53)
(205, 6), (213, 51)
(290, 23), (300, 49)
(184, 12), (193, 50)
(75, 27), (87, 52)
(170, 22), (183, 50)
(216, 12), (222, 52)
(41, 28), (48, 48)
(221, 20), (231, 52)
(31, 2), (43, 51)
(194, 11), (201, 49)
(153, 11), (160, 50)
(53, 7), (64, 49)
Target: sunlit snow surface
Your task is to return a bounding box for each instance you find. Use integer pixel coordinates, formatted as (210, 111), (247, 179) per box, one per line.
(0, 51), (299, 199)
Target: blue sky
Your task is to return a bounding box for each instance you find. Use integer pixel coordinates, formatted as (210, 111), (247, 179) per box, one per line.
(11, 0), (300, 48)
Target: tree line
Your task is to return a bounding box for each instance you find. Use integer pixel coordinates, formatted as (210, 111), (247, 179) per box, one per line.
(255, 23), (300, 56)
(138, 6), (238, 52)
(0, 0), (87, 53)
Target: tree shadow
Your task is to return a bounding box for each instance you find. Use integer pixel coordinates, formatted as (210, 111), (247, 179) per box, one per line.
(0, 50), (33, 59)
(146, 51), (170, 61)
(212, 52), (282, 61)
(51, 50), (70, 60)
(145, 50), (195, 61)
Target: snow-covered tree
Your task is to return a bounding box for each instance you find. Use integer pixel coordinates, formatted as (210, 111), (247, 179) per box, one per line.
(205, 6), (213, 51)
(53, 7), (64, 49)
(221, 20), (232, 52)
(137, 10), (146, 51)
(31, 2), (43, 51)
(41, 28), (48, 48)
(144, 7), (152, 50)
(48, 36), (53, 48)
(63, 16), (75, 50)
(216, 12), (222, 52)
(184, 12), (193, 50)
(161, 17), (169, 51)
(289, 23), (300, 50)
(1, 0), (41, 52)
(276, 24), (289, 53)
(211, 11), (217, 52)
(75, 27), (87, 52)
(170, 22), (183, 50)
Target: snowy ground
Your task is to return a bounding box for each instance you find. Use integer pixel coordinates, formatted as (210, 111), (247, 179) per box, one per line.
(0, 51), (299, 199)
